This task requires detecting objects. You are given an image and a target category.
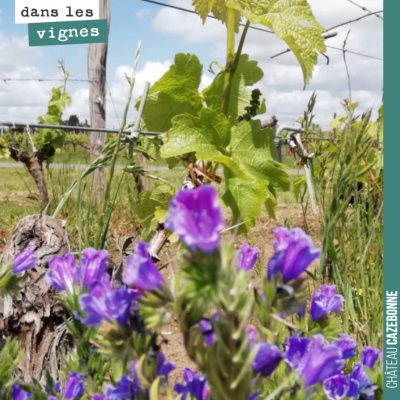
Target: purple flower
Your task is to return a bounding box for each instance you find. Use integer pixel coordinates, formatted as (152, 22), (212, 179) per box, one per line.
(164, 185), (225, 252)
(296, 304), (306, 318)
(285, 336), (311, 371)
(323, 375), (350, 400)
(174, 368), (208, 400)
(300, 335), (344, 388)
(12, 245), (38, 274)
(252, 343), (282, 377)
(267, 228), (320, 283)
(285, 335), (344, 389)
(92, 396), (105, 400)
(247, 326), (257, 346)
(47, 253), (79, 294)
(79, 274), (132, 326)
(199, 319), (216, 346)
(310, 284), (344, 321)
(331, 334), (357, 359)
(123, 241), (165, 292)
(79, 248), (108, 288)
(347, 363), (376, 399)
(157, 351), (175, 378)
(237, 243), (261, 271)
(361, 346), (380, 369)
(45, 382), (60, 395)
(12, 384), (32, 400)
(64, 372), (84, 400)
(247, 392), (260, 400)
(104, 376), (136, 400)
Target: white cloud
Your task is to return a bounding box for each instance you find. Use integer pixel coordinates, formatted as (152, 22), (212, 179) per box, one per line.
(0, 0), (383, 131)
(135, 8), (151, 20)
(0, 32), (42, 73)
(64, 60), (173, 128)
(0, 27), (172, 129)
(150, 0), (383, 126)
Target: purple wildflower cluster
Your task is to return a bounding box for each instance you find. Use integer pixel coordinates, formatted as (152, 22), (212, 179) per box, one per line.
(43, 240), (165, 326)
(12, 372), (83, 400)
(6, 185), (382, 400)
(285, 334), (380, 399)
(46, 248), (108, 295)
(174, 368), (209, 400)
(267, 227), (321, 283)
(92, 353), (175, 400)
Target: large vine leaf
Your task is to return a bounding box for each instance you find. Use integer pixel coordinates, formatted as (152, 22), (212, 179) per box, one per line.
(202, 55), (265, 126)
(225, 0), (326, 85)
(222, 169), (271, 233)
(161, 108), (230, 157)
(229, 120), (290, 190)
(137, 53), (203, 132)
(161, 108), (248, 179)
(193, 0), (242, 32)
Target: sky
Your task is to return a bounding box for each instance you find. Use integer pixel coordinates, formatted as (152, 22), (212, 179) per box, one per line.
(0, 0), (383, 130)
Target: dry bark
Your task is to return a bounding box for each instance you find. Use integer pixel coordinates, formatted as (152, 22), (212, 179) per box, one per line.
(6, 144), (55, 211)
(135, 152), (150, 192)
(0, 215), (72, 383)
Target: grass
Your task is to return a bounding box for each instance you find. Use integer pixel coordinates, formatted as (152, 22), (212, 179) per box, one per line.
(0, 164), (184, 247)
(0, 151), (296, 253)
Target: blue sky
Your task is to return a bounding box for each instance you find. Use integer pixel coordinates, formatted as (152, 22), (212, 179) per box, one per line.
(0, 0), (383, 128)
(1, 1), (211, 80)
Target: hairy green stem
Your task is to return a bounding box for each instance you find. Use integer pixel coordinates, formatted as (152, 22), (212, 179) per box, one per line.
(220, 12), (251, 119)
(221, 8), (236, 117)
(232, 20), (250, 72)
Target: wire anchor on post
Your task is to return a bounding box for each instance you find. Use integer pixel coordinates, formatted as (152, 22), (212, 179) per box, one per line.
(286, 131), (319, 216)
(121, 81), (151, 158)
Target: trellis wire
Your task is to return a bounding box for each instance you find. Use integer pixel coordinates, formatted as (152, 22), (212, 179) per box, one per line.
(139, 0), (383, 61)
(0, 120), (381, 165)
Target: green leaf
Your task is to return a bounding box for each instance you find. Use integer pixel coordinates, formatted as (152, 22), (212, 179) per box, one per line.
(161, 108), (230, 158)
(328, 115), (347, 133)
(149, 377), (162, 400)
(229, 120), (290, 190)
(293, 175), (307, 202)
(193, 0), (242, 32)
(265, 185), (277, 219)
(137, 53), (203, 132)
(0, 142), (10, 159)
(161, 108), (248, 179)
(202, 54), (265, 126)
(38, 85), (70, 149)
(222, 169), (270, 233)
(111, 359), (125, 382)
(226, 0), (326, 85)
(133, 185), (175, 239)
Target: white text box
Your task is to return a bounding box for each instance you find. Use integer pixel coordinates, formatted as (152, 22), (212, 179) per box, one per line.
(15, 0), (99, 24)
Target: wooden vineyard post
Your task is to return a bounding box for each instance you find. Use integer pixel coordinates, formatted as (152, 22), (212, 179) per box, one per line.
(88, 0), (110, 200)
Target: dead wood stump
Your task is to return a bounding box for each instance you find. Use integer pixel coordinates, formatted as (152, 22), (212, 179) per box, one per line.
(0, 215), (72, 383)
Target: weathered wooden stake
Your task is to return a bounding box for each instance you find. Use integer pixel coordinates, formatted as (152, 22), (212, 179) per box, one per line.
(88, 0), (110, 200)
